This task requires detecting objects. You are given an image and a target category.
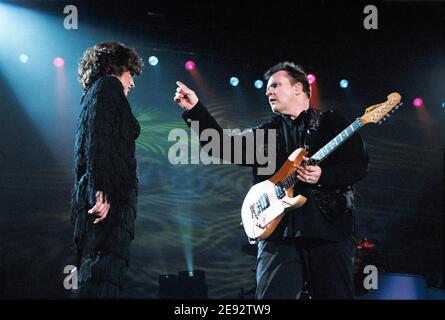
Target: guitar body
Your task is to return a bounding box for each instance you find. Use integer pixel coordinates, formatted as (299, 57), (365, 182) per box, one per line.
(241, 148), (308, 241)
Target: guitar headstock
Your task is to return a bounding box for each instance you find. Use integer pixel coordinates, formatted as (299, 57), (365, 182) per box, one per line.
(360, 92), (402, 125)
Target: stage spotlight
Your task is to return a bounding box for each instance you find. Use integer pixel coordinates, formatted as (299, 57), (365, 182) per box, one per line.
(185, 60), (196, 71)
(19, 54), (28, 64)
(340, 79), (349, 88)
(159, 270), (208, 299)
(148, 56), (159, 66)
(178, 270), (208, 299)
(53, 57), (64, 68)
(307, 74), (316, 84)
(413, 98), (423, 107)
(441, 101), (445, 109)
(254, 80), (264, 89)
(230, 77), (239, 87)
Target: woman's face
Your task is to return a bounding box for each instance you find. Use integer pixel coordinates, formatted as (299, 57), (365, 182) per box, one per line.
(115, 71), (135, 96)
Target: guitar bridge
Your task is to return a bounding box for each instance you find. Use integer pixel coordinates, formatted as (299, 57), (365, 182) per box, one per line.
(250, 193), (270, 227)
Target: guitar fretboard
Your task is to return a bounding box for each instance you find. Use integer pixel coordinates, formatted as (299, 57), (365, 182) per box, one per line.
(279, 118), (362, 189)
(311, 118), (362, 162)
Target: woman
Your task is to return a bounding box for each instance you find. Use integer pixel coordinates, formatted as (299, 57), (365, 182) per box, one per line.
(71, 41), (142, 298)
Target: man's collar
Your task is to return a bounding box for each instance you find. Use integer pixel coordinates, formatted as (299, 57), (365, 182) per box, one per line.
(281, 109), (309, 127)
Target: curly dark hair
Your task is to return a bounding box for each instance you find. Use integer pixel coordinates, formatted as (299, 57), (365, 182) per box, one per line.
(78, 41), (143, 92)
(264, 62), (311, 99)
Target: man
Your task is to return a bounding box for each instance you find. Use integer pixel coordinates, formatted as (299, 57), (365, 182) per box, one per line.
(72, 41), (142, 298)
(174, 62), (369, 299)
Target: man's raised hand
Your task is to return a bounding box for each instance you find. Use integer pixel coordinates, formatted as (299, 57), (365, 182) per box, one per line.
(174, 81), (199, 111)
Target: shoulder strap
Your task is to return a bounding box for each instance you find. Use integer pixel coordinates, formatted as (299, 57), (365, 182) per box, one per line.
(307, 108), (323, 132)
(304, 108), (323, 153)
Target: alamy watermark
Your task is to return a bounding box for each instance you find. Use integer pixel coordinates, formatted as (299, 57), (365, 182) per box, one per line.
(63, 265), (78, 290)
(363, 265), (378, 290)
(363, 5), (378, 30)
(168, 121), (277, 175)
(63, 5), (78, 30)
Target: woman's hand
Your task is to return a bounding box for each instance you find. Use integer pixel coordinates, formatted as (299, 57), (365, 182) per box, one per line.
(88, 191), (110, 224)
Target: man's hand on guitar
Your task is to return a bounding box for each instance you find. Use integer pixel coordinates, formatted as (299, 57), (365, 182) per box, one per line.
(295, 157), (322, 184)
(174, 81), (199, 111)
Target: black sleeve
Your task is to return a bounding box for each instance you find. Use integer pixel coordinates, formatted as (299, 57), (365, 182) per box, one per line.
(86, 77), (126, 204)
(317, 110), (369, 188)
(181, 102), (273, 167)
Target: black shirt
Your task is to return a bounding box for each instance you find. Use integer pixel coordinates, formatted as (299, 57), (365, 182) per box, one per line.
(281, 111), (307, 155)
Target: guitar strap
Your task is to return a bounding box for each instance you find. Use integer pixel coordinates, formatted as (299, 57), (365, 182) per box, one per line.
(303, 108), (323, 156)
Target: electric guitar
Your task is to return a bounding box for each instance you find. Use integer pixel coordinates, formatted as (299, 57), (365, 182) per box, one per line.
(241, 92), (402, 243)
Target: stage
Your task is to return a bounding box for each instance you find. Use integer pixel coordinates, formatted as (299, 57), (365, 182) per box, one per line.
(0, 0), (443, 300)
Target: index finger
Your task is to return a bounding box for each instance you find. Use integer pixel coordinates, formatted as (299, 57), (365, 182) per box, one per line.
(176, 81), (192, 93)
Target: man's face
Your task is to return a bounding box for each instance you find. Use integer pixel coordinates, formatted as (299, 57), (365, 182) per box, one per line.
(115, 70), (135, 96)
(265, 70), (298, 114)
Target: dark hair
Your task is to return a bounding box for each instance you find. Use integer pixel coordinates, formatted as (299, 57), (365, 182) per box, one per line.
(78, 41), (142, 92)
(264, 62), (311, 98)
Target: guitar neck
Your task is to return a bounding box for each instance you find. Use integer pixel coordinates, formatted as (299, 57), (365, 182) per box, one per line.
(310, 117), (363, 164)
(278, 118), (363, 190)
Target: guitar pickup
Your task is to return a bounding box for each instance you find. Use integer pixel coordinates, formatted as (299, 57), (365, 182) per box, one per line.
(274, 185), (286, 199)
(259, 194), (270, 211)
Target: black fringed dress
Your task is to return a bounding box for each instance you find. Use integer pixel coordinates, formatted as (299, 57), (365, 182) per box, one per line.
(71, 75), (140, 298)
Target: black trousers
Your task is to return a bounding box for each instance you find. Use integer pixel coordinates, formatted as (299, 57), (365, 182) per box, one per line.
(255, 237), (355, 299)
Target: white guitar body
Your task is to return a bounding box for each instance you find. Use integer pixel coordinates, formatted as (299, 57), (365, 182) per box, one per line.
(241, 148), (309, 242)
(241, 179), (307, 242)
